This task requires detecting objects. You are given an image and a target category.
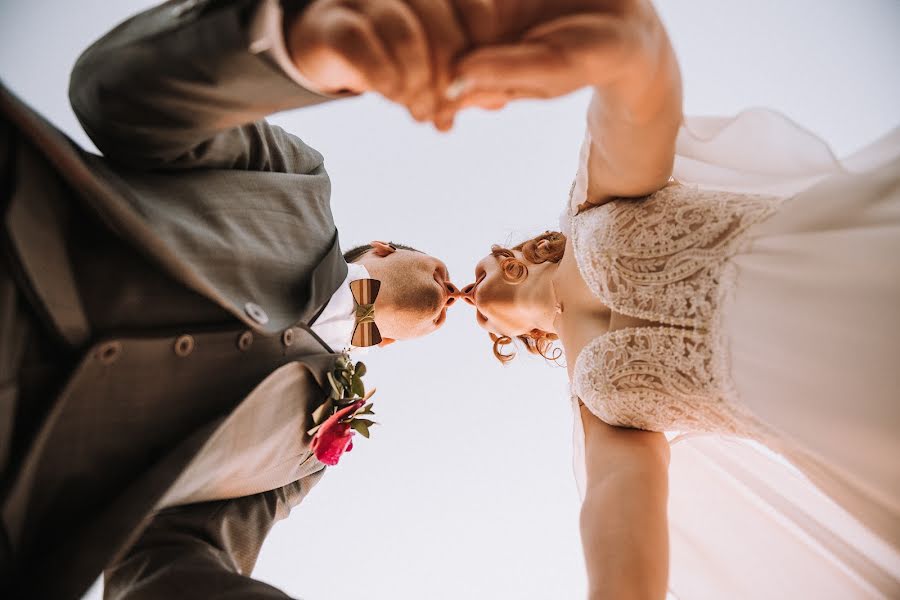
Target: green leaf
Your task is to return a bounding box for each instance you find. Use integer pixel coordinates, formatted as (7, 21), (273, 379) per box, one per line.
(357, 403), (375, 416)
(355, 361), (367, 377)
(334, 397), (354, 408)
(336, 355), (350, 370)
(350, 420), (370, 438)
(312, 399), (334, 424)
(326, 372), (343, 398)
(351, 375), (365, 398)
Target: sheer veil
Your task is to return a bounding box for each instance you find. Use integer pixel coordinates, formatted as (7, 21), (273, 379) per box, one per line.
(567, 109), (900, 599)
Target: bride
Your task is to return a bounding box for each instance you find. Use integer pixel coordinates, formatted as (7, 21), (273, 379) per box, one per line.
(449, 1), (900, 597)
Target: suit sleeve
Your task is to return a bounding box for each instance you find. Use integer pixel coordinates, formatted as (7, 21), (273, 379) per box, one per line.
(69, 0), (347, 172)
(103, 469), (325, 600)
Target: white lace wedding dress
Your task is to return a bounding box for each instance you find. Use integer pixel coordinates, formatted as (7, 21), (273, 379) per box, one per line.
(563, 109), (900, 599)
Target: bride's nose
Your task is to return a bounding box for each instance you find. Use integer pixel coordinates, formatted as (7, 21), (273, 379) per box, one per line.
(461, 282), (477, 306)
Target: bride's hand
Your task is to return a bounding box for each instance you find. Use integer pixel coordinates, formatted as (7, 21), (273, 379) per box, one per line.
(436, 1), (660, 125)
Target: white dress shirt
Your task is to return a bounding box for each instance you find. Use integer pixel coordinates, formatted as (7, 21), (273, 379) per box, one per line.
(310, 262), (371, 353)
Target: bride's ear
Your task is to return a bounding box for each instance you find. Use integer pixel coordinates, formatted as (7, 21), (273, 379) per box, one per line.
(377, 337), (395, 347)
(370, 241), (396, 257)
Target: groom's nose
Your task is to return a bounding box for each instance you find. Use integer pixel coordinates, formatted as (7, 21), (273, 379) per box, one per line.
(444, 281), (462, 307)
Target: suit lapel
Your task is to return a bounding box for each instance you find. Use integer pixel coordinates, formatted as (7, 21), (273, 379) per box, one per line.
(0, 84), (237, 318)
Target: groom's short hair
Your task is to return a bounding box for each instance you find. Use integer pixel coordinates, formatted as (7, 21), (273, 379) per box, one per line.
(343, 242), (421, 263)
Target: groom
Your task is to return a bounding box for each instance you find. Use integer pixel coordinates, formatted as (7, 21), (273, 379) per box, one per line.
(2, 0), (618, 596)
(0, 0), (475, 597)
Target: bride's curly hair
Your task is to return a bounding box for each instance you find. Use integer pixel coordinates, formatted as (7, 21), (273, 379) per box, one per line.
(488, 230), (567, 364)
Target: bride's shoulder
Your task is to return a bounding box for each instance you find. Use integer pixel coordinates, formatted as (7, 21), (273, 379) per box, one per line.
(566, 179), (681, 222)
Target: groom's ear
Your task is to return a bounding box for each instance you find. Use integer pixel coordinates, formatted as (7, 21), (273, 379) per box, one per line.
(370, 241), (397, 258)
(377, 337), (395, 347)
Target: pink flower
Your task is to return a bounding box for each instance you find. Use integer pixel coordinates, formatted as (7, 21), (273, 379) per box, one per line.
(311, 400), (364, 466)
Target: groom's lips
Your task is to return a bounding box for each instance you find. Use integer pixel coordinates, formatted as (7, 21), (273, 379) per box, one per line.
(433, 270), (449, 302)
(431, 271), (452, 328)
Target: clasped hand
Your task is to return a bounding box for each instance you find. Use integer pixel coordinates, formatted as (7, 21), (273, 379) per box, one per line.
(287, 0), (647, 130)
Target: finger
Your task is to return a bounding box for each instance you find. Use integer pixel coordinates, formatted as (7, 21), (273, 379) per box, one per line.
(402, 0), (470, 118)
(450, 0), (497, 45)
(454, 43), (578, 99)
(322, 10), (401, 99)
(355, 0), (432, 113)
(456, 90), (518, 110)
(433, 89), (532, 130)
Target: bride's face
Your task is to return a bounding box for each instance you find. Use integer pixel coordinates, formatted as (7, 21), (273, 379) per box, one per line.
(463, 250), (548, 337)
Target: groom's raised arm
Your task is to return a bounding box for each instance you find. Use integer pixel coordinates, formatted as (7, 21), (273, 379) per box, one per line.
(70, 0), (469, 172)
(69, 0), (341, 172)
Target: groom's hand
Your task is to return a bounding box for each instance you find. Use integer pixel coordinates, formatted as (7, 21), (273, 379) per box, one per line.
(286, 0), (470, 122)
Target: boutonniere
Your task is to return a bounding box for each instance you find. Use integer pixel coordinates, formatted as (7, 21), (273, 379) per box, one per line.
(308, 353), (377, 466)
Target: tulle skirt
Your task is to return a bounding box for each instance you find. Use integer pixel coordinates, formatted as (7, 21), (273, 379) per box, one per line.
(564, 109), (900, 598)
(667, 110), (900, 599)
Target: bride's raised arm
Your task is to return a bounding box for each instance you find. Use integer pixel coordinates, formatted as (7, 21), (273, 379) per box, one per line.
(578, 402), (670, 600)
(452, 0), (683, 205)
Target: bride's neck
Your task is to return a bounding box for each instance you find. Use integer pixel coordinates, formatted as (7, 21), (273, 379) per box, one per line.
(526, 261), (562, 334)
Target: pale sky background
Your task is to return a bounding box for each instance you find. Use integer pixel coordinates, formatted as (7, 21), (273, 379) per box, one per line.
(1, 1), (899, 599)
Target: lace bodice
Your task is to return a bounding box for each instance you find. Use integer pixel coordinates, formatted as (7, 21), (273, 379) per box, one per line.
(569, 184), (783, 439)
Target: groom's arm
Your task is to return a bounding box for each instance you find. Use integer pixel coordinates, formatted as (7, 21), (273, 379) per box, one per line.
(104, 471), (324, 600)
(69, 0), (341, 172)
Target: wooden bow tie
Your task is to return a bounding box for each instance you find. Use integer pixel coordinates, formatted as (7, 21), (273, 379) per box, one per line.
(350, 278), (382, 347)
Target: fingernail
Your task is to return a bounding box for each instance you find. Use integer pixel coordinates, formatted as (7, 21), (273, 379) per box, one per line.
(444, 78), (470, 101)
(410, 103), (427, 122)
(436, 115), (454, 132)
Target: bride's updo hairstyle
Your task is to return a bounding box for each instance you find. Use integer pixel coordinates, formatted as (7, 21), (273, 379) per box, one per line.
(488, 231), (566, 364)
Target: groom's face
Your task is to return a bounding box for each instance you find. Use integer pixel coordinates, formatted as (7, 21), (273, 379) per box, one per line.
(355, 245), (460, 341)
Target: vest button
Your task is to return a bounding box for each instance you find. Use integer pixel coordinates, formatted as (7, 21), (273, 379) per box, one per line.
(174, 335), (195, 357)
(237, 330), (254, 352)
(244, 302), (269, 325)
(97, 341), (122, 365)
(282, 329), (295, 347)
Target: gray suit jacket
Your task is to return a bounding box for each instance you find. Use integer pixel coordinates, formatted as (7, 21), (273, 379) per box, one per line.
(0, 0), (356, 597)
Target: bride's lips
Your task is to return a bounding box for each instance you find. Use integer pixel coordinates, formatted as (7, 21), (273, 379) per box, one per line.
(463, 269), (487, 307)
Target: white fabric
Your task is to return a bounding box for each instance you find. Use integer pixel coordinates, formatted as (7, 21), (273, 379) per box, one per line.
(567, 109), (900, 599)
(249, 0), (331, 95)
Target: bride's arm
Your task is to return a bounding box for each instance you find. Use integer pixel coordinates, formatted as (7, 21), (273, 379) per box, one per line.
(579, 3), (683, 204)
(452, 1), (683, 203)
(579, 403), (670, 600)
